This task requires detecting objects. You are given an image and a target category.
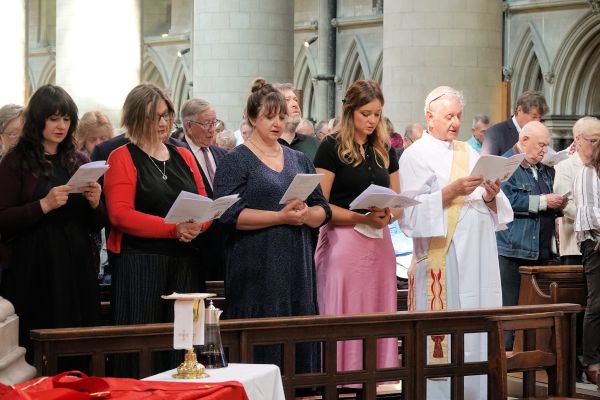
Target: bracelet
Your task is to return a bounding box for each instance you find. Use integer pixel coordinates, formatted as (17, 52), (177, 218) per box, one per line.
(483, 196), (495, 204)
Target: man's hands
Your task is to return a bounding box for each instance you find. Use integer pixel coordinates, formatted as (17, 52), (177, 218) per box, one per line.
(546, 193), (568, 210)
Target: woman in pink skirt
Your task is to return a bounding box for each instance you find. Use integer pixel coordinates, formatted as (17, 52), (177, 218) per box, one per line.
(314, 80), (400, 372)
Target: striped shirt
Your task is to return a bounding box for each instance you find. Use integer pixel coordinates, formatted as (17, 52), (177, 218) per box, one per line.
(574, 165), (600, 246)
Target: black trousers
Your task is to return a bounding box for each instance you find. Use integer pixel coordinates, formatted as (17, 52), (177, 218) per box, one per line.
(581, 240), (600, 366)
(111, 251), (204, 377)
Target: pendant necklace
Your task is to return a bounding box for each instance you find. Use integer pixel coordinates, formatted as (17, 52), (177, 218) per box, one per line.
(148, 155), (168, 180)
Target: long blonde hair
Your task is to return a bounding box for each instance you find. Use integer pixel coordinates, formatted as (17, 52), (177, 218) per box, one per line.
(334, 80), (390, 168)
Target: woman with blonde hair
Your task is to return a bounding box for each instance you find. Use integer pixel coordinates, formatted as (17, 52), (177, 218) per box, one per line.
(314, 79), (401, 372)
(0, 104), (24, 159)
(74, 111), (113, 156)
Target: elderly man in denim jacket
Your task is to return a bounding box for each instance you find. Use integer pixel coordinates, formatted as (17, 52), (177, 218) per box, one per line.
(496, 121), (567, 348)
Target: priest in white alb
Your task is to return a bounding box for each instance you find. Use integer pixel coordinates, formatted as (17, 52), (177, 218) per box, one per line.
(399, 86), (514, 399)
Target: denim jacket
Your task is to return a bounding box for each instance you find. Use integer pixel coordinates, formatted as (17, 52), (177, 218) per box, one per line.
(496, 146), (559, 260)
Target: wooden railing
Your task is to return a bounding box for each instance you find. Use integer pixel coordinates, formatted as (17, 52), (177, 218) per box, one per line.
(31, 303), (579, 400)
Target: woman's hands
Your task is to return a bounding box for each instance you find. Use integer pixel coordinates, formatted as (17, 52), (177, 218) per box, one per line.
(80, 182), (102, 209)
(40, 185), (72, 214)
(175, 221), (203, 242)
(280, 199), (308, 226)
(363, 207), (391, 229)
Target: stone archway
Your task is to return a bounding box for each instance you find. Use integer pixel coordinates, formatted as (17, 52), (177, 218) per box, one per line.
(511, 24), (545, 100)
(293, 45), (318, 121)
(142, 48), (168, 90)
(552, 12), (600, 116)
(340, 35), (369, 93)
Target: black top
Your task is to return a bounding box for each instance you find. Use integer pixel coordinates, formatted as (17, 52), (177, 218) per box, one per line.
(313, 135), (399, 210)
(121, 143), (199, 255)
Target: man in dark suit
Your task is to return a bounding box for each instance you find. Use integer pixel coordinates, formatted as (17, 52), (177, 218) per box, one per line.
(481, 90), (549, 156)
(179, 99), (227, 198)
(179, 98), (227, 282)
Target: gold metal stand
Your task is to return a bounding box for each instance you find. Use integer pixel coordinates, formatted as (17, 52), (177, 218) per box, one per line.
(172, 349), (209, 379)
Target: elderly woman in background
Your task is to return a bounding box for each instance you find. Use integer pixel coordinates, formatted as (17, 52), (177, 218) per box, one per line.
(75, 110), (113, 157)
(314, 80), (401, 372)
(214, 78), (331, 369)
(0, 104), (24, 159)
(573, 117), (600, 387)
(0, 85), (104, 363)
(103, 83), (211, 331)
(216, 129), (236, 151)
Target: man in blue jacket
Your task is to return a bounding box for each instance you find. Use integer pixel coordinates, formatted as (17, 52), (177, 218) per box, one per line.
(496, 121), (567, 348)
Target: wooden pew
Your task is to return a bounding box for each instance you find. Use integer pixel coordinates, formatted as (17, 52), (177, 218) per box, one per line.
(31, 304), (579, 400)
(518, 265), (586, 308)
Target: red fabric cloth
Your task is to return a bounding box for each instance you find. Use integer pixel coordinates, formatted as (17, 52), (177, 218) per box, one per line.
(2, 371), (248, 400)
(104, 144), (211, 253)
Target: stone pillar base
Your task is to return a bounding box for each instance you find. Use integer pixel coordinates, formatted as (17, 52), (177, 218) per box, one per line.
(0, 298), (36, 385)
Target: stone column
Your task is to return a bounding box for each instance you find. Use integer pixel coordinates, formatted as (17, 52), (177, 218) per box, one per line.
(314, 0), (336, 122)
(383, 0), (503, 139)
(0, 0), (26, 105)
(55, 0), (141, 126)
(0, 297), (36, 384)
(193, 0), (294, 129)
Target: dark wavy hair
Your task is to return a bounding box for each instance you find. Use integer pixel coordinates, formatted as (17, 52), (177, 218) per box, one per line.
(11, 84), (79, 177)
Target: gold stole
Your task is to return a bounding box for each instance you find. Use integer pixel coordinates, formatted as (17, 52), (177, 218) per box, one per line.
(407, 140), (469, 364)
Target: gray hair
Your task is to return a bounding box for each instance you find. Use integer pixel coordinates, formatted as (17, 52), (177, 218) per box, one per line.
(573, 116), (600, 138)
(180, 98), (212, 124)
(216, 129), (236, 149)
(472, 114), (490, 128)
(0, 104), (24, 133)
(272, 82), (295, 92)
(424, 86), (465, 113)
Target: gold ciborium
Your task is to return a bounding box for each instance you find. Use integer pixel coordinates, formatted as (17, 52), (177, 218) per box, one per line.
(173, 348), (209, 379)
(161, 292), (215, 379)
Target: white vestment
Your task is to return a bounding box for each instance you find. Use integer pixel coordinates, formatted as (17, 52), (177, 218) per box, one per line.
(399, 132), (513, 399)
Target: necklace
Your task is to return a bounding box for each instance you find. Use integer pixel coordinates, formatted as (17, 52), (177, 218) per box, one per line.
(148, 155), (167, 180)
(248, 139), (282, 158)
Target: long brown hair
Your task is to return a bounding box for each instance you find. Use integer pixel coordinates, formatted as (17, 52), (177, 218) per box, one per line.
(334, 80), (390, 168)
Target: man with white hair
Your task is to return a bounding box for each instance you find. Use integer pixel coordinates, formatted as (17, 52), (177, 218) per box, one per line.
(399, 86), (513, 399)
(554, 117), (600, 266)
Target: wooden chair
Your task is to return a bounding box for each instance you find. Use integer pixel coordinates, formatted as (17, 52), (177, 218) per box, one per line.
(487, 311), (571, 399)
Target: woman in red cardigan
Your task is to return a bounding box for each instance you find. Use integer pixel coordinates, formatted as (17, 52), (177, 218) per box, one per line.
(104, 84), (210, 336)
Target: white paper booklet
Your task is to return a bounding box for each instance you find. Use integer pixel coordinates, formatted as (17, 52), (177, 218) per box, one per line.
(279, 173), (323, 204)
(67, 161), (109, 193)
(541, 148), (569, 167)
(469, 153), (525, 182)
(164, 191), (240, 223)
(349, 184), (420, 210)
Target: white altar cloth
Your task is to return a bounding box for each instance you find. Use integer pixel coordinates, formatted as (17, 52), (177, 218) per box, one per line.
(143, 363), (285, 400)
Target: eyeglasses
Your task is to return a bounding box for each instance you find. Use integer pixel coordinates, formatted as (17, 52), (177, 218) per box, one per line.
(147, 112), (171, 124)
(2, 130), (21, 138)
(581, 134), (600, 145)
(189, 119), (222, 129)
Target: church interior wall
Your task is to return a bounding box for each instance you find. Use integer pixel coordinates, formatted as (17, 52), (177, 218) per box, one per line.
(18, 0), (597, 144)
(505, 3), (599, 146)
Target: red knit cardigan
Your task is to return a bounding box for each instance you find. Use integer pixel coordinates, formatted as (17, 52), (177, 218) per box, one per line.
(104, 144), (211, 253)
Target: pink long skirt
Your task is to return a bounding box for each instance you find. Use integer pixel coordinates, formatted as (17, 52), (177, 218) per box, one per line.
(315, 223), (399, 372)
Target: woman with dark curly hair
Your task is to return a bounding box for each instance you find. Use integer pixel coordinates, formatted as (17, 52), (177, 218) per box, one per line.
(0, 84), (104, 363)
